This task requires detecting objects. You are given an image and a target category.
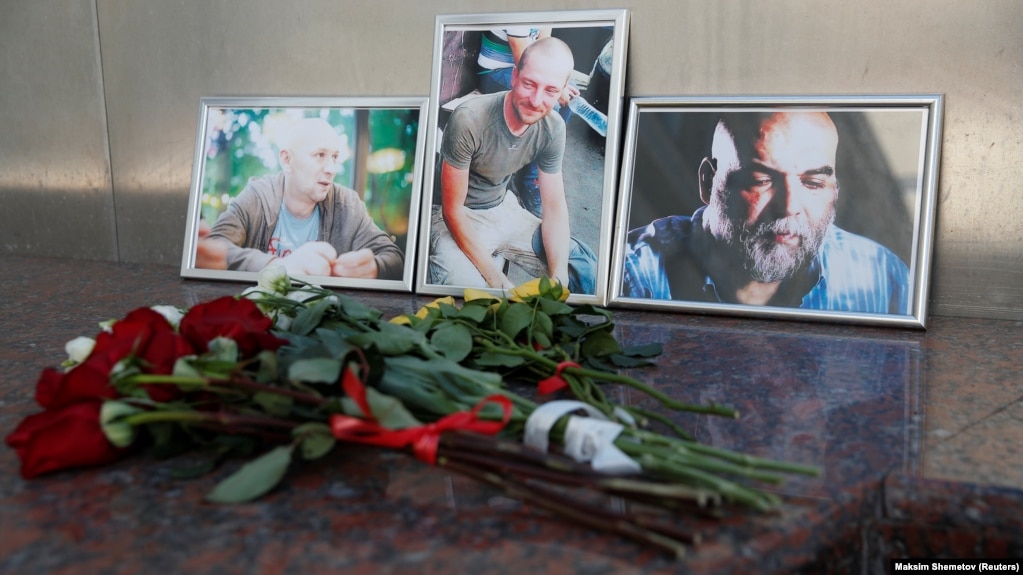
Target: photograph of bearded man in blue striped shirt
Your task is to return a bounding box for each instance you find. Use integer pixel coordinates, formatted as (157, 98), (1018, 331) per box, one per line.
(622, 111), (911, 314)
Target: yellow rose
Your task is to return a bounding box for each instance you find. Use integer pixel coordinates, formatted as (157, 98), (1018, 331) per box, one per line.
(509, 278), (569, 302)
(415, 296), (457, 319)
(463, 288), (499, 302)
(389, 314), (414, 326)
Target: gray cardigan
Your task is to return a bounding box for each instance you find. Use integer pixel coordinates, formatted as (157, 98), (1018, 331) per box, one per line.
(207, 173), (404, 280)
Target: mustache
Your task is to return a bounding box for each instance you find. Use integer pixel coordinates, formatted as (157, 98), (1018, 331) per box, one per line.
(738, 216), (811, 245)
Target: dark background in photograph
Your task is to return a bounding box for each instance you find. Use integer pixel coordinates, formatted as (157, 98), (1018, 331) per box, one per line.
(625, 110), (919, 266)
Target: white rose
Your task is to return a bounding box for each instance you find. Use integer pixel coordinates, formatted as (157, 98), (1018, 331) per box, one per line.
(64, 336), (95, 365)
(151, 305), (184, 329)
(257, 264), (291, 295)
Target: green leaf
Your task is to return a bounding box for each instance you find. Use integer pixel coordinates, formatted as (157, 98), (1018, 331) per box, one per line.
(437, 301), (461, 318)
(555, 320), (589, 340)
(531, 310), (553, 342)
(255, 350), (280, 383)
(456, 303), (489, 323)
(569, 304), (613, 320)
(348, 322), (426, 356)
(583, 356), (617, 373)
(184, 358), (237, 380)
(213, 434), (258, 457)
(299, 434), (336, 460)
(205, 445), (294, 504)
(430, 322), (474, 362)
(288, 357), (342, 384)
(293, 423), (336, 460)
(291, 299), (332, 336)
(313, 328), (353, 359)
(472, 351), (526, 368)
(253, 391), (293, 417)
(337, 295), (382, 322)
(532, 331), (552, 349)
(170, 457), (220, 480)
(500, 303), (534, 339)
(607, 353), (656, 368)
(342, 386), (422, 429)
(411, 315), (436, 334)
(377, 356), (498, 418)
(621, 342), (663, 358)
(580, 330), (623, 357)
(537, 297), (573, 316)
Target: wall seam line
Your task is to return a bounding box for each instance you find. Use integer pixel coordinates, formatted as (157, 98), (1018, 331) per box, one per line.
(92, 0), (120, 262)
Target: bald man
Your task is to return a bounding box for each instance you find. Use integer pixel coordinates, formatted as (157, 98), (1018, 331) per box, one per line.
(205, 117), (403, 279)
(428, 37), (595, 293)
(623, 111), (910, 314)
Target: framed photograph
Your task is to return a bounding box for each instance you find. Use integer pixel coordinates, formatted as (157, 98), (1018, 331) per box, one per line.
(415, 9), (629, 304)
(609, 95), (944, 328)
(180, 96), (428, 292)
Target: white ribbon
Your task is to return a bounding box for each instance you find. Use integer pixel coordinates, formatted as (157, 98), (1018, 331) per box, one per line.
(523, 400), (641, 474)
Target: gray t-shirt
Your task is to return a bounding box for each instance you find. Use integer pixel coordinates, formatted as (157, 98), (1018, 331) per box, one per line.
(440, 91), (566, 209)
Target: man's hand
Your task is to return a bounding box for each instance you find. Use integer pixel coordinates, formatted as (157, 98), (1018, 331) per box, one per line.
(331, 248), (379, 279)
(278, 241), (337, 276)
(195, 221), (228, 270)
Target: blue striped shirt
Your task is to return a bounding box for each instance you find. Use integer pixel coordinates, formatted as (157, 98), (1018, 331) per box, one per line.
(622, 209), (911, 315)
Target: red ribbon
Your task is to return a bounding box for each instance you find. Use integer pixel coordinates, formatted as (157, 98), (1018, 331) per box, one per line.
(537, 361), (582, 395)
(330, 363), (513, 465)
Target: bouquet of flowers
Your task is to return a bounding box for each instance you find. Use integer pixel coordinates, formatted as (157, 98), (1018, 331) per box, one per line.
(6, 267), (816, 558)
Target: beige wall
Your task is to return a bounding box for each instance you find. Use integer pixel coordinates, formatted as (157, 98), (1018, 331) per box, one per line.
(1, 0), (1021, 320)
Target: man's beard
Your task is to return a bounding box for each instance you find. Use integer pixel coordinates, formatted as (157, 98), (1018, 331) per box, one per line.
(706, 200), (834, 283)
(739, 213), (832, 282)
(512, 97), (547, 126)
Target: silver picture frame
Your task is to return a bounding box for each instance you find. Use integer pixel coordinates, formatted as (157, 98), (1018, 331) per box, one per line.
(415, 9), (630, 305)
(609, 95), (944, 328)
(180, 96), (428, 293)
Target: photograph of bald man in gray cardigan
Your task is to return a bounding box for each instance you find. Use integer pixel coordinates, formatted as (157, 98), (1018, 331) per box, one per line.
(182, 97), (428, 293)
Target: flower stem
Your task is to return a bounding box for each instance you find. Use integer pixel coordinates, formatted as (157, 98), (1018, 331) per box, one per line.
(213, 376), (329, 407)
(439, 457), (691, 558)
(123, 410), (299, 431)
(476, 340), (737, 418)
(121, 373), (329, 408)
(567, 366), (738, 418)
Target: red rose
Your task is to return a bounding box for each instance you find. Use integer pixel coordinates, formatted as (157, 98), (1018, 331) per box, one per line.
(108, 308), (194, 375)
(179, 296), (287, 358)
(35, 362), (120, 410)
(36, 307), (195, 409)
(5, 401), (127, 478)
